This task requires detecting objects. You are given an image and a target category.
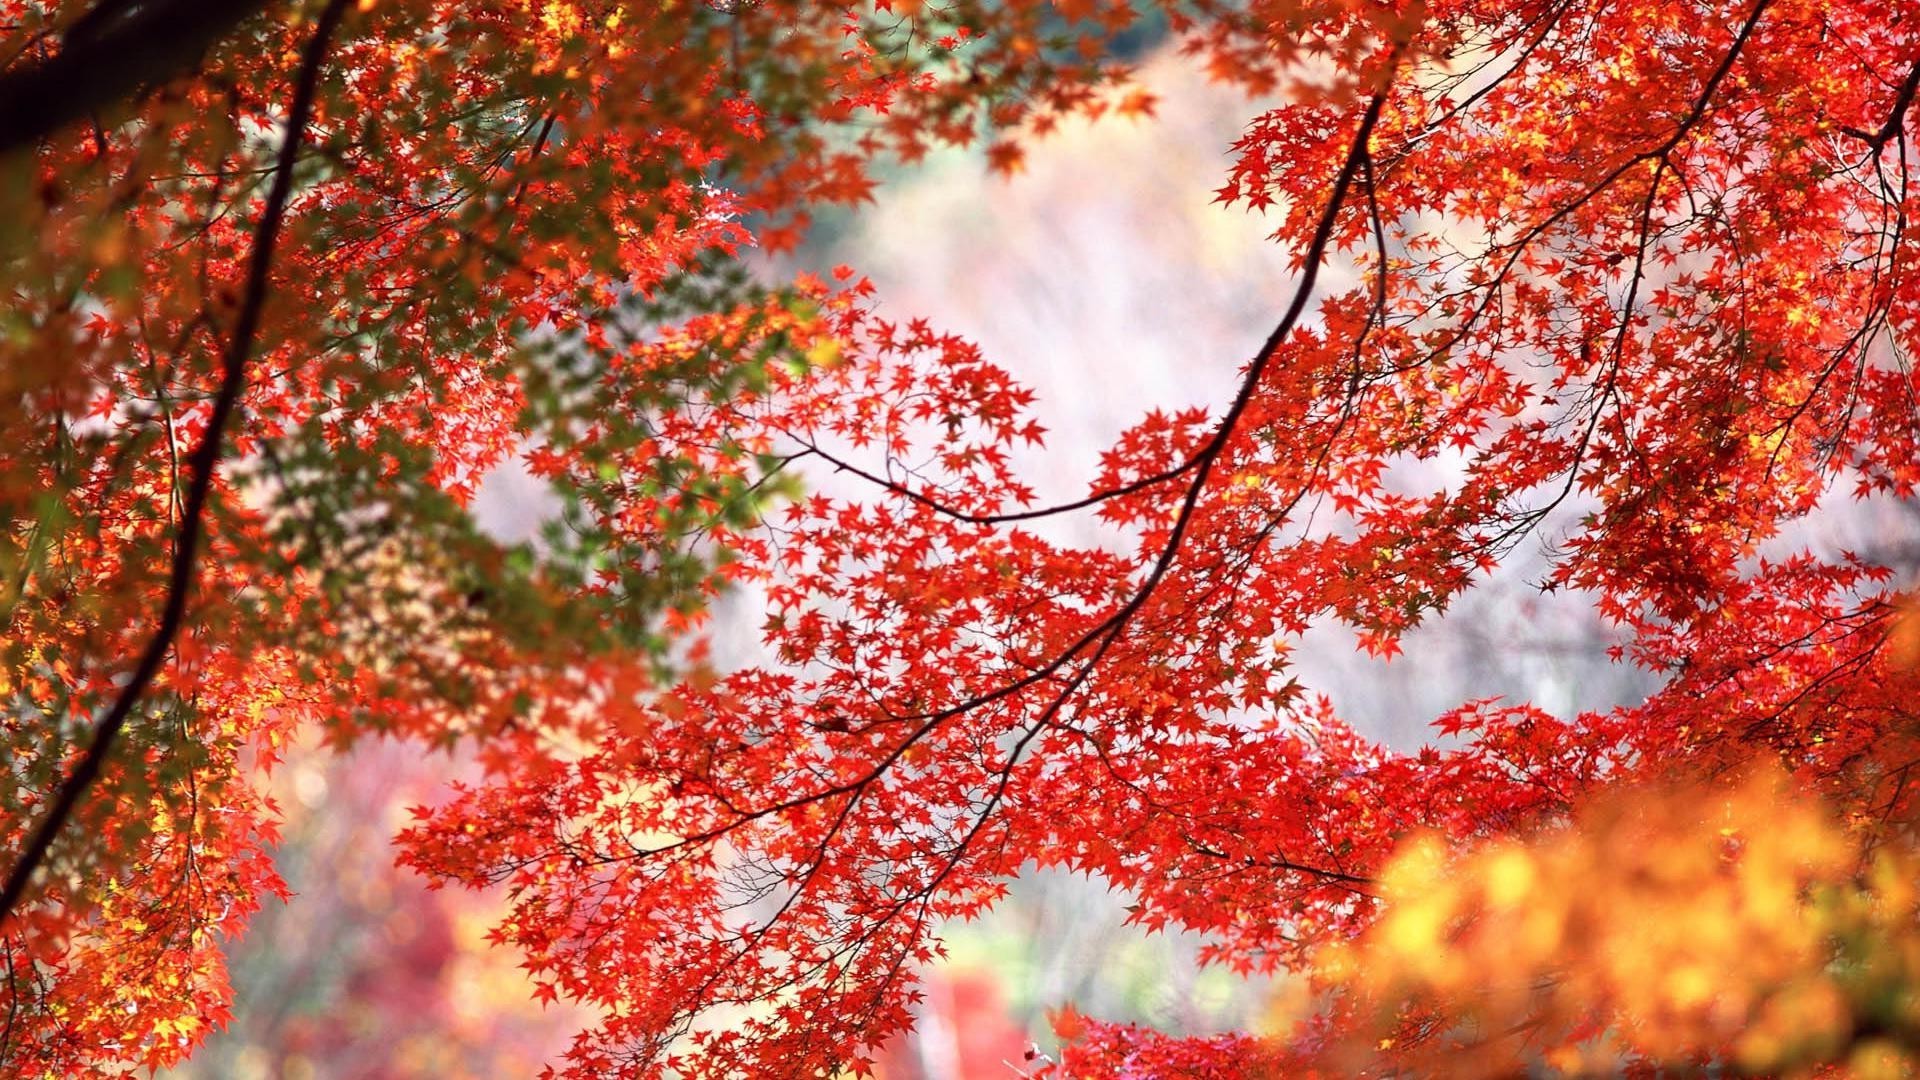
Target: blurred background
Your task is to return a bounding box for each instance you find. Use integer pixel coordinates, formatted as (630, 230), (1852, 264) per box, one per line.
(165, 41), (1920, 1080)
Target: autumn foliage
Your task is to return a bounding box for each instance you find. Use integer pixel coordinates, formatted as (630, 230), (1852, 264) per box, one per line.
(4, 0), (1920, 1075)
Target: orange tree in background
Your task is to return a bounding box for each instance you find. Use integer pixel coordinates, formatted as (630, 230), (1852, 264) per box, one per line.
(3, 0), (1920, 1075)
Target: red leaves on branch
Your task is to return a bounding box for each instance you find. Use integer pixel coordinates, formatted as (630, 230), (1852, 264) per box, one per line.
(4, 0), (1920, 1074)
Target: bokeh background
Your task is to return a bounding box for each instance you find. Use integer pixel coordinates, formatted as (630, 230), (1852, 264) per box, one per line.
(162, 42), (1920, 1080)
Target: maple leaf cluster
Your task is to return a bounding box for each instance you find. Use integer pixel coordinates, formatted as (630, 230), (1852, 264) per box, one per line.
(2, 0), (1920, 1076)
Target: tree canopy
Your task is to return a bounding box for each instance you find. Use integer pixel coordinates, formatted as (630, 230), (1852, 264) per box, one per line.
(4, 0), (1920, 1075)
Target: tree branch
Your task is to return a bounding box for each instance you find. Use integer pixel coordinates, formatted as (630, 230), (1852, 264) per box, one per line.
(1841, 57), (1920, 152)
(0, 0), (277, 156)
(1871, 58), (1920, 150)
(0, 0), (350, 928)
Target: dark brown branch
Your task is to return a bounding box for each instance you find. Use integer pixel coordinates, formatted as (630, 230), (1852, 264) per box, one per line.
(0, 0), (276, 156)
(1843, 56), (1920, 152)
(791, 438), (1201, 526)
(1879, 60), (1920, 148)
(0, 0), (350, 928)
